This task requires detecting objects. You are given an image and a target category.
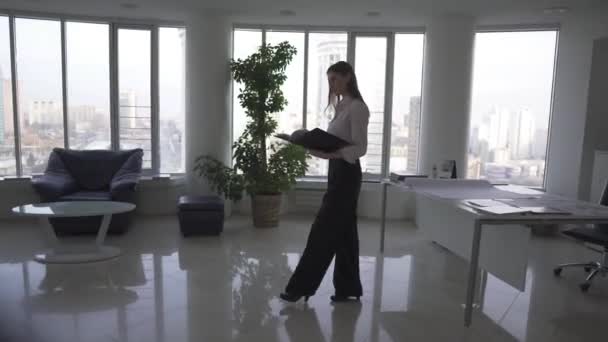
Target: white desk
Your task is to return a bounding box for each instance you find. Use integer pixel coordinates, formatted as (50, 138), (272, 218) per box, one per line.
(379, 179), (608, 327)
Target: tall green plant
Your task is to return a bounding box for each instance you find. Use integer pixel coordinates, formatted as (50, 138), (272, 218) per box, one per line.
(194, 42), (308, 200)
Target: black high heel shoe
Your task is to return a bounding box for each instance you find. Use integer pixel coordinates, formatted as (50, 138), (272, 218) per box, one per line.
(280, 292), (310, 303)
(330, 294), (361, 302)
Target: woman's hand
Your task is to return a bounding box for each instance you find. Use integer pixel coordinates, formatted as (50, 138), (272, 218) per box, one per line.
(308, 149), (341, 160)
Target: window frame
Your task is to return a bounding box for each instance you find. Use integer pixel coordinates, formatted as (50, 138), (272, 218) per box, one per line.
(114, 24), (158, 174)
(0, 10), (186, 177)
(466, 26), (560, 189)
(232, 25), (426, 179)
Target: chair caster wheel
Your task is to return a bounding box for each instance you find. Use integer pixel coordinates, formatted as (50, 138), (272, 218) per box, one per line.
(553, 267), (562, 277)
(580, 283), (591, 292)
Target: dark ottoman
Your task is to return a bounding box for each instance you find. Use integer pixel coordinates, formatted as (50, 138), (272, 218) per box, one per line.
(178, 195), (224, 236)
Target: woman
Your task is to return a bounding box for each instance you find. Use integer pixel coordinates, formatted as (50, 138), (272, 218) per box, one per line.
(280, 61), (369, 303)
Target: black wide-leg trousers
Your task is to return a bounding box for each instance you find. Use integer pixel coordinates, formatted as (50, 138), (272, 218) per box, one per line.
(285, 158), (363, 297)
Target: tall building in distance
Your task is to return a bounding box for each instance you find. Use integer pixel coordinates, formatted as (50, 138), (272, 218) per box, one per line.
(313, 39), (347, 129)
(2, 78), (14, 141)
(28, 100), (62, 126)
(407, 96), (421, 172)
(119, 90), (152, 166)
(0, 67), (14, 145)
(514, 108), (535, 159)
(468, 104), (547, 186)
(533, 128), (548, 159)
(119, 90), (138, 129)
(487, 107), (510, 151)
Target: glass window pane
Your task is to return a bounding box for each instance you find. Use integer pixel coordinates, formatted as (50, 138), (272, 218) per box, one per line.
(390, 34), (424, 174)
(15, 18), (64, 175)
(467, 31), (558, 187)
(305, 32), (347, 177)
(66, 21), (110, 150)
(266, 31), (305, 142)
(118, 28), (151, 168)
(0, 16), (16, 176)
(355, 36), (387, 177)
(232, 29), (262, 145)
(159, 27), (186, 174)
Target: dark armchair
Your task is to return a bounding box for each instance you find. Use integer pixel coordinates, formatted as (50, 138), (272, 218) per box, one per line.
(32, 148), (144, 235)
(553, 182), (608, 292)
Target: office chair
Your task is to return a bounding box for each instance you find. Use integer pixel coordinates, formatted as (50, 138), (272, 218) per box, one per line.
(553, 182), (608, 292)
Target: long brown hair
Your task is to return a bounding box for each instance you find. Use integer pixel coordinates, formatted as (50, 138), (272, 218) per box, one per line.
(326, 61), (364, 108)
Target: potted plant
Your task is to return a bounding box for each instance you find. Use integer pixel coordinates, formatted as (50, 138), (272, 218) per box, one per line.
(194, 42), (308, 228)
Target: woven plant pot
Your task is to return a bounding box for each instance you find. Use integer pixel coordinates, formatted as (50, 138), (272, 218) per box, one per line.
(251, 194), (282, 228)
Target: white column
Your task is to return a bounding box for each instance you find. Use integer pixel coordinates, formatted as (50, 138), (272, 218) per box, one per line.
(185, 12), (232, 194)
(419, 15), (475, 177)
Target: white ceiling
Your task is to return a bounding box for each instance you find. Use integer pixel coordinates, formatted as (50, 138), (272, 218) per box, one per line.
(0, 0), (606, 22)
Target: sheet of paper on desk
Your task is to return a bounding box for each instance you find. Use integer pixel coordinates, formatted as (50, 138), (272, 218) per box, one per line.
(467, 199), (513, 207)
(519, 207), (571, 215)
(476, 206), (531, 215)
(404, 179), (544, 200)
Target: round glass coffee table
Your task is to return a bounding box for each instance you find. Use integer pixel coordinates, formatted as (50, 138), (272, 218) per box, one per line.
(12, 201), (136, 264)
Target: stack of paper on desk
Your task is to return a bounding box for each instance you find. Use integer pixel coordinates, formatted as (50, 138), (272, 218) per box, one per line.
(475, 206), (531, 215)
(468, 201), (571, 215)
(404, 179), (542, 200)
(467, 199), (511, 207)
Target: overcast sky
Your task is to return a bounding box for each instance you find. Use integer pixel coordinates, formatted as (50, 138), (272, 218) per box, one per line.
(0, 18), (556, 134)
(233, 29), (557, 137)
(0, 17), (184, 120)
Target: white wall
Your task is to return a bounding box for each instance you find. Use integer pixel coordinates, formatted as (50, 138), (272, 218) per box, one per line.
(544, 13), (608, 198)
(578, 37), (608, 201)
(185, 12), (233, 195)
(234, 182), (415, 220)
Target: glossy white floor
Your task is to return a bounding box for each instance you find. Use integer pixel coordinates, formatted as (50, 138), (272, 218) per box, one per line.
(0, 215), (607, 342)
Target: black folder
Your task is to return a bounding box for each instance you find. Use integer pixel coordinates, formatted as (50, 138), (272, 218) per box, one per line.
(275, 128), (352, 152)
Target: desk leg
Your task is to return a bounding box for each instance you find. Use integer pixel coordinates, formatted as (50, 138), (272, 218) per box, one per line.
(380, 182), (388, 253)
(464, 221), (482, 327)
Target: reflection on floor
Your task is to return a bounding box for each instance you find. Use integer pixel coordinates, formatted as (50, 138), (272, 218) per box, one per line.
(0, 215), (607, 342)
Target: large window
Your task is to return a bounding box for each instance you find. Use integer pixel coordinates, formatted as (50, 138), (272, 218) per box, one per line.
(0, 13), (186, 177)
(390, 34), (424, 174)
(65, 22), (110, 150)
(467, 30), (558, 187)
(305, 32), (348, 176)
(118, 28), (152, 169)
(354, 35), (387, 175)
(232, 29), (262, 144)
(266, 31), (305, 142)
(159, 27), (186, 173)
(15, 18), (64, 174)
(232, 28), (425, 179)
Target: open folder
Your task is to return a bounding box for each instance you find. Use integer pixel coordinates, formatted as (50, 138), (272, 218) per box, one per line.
(275, 128), (352, 153)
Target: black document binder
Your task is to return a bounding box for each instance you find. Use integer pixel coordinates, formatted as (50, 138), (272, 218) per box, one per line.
(275, 128), (351, 152)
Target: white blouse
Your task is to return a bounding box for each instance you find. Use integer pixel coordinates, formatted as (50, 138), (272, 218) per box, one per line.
(327, 96), (370, 164)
